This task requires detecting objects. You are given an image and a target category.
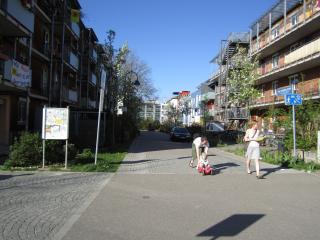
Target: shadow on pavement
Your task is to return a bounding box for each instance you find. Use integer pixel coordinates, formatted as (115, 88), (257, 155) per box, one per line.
(197, 214), (265, 239)
(213, 163), (240, 174)
(0, 173), (34, 182)
(118, 159), (159, 165)
(261, 166), (287, 178)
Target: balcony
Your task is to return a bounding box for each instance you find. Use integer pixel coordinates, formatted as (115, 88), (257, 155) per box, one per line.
(251, 87), (320, 108)
(201, 92), (216, 101)
(71, 22), (80, 38)
(251, 0), (320, 58)
(63, 87), (78, 102)
(64, 49), (79, 70)
(90, 48), (98, 62)
(0, 0), (34, 36)
(226, 107), (249, 120)
(258, 37), (320, 83)
(2, 59), (31, 88)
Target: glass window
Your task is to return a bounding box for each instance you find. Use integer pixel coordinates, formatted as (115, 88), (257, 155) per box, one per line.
(289, 75), (299, 91)
(272, 81), (278, 96)
(271, 26), (279, 40)
(291, 13), (299, 27)
(272, 54), (279, 69)
(18, 98), (27, 124)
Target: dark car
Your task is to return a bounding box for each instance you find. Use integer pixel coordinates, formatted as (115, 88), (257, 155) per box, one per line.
(170, 127), (191, 141)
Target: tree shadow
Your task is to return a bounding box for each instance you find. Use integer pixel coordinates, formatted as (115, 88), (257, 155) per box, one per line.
(197, 214), (265, 239)
(0, 173), (34, 182)
(112, 159), (159, 165)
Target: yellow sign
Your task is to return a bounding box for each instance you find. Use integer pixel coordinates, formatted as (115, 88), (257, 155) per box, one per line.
(71, 9), (80, 23)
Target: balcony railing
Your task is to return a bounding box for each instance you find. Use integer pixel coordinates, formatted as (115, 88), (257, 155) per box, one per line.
(251, 1), (320, 55)
(90, 48), (98, 62)
(202, 92), (216, 101)
(250, 87), (320, 108)
(64, 49), (79, 70)
(71, 22), (80, 38)
(285, 37), (320, 65)
(3, 0), (35, 33)
(62, 87), (78, 102)
(90, 73), (97, 85)
(226, 107), (249, 120)
(2, 59), (31, 87)
(68, 89), (78, 102)
(258, 37), (320, 77)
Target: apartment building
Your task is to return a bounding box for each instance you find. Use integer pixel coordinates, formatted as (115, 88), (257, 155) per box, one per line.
(139, 100), (162, 122)
(0, 0), (103, 148)
(0, 0), (34, 146)
(250, 0), (320, 129)
(208, 32), (250, 124)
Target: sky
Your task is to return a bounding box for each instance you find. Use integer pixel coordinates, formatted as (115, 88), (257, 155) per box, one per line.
(79, 0), (276, 102)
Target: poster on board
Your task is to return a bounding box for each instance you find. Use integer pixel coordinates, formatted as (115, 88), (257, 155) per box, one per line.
(42, 107), (69, 140)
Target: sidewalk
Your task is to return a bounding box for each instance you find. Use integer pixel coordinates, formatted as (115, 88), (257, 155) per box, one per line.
(59, 131), (320, 240)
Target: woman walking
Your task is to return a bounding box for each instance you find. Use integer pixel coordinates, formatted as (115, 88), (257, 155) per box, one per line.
(244, 120), (262, 179)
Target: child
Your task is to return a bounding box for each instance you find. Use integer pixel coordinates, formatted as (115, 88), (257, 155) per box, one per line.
(197, 152), (209, 169)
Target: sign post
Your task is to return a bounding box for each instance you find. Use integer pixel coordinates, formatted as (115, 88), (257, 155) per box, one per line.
(285, 93), (302, 159)
(95, 69), (107, 165)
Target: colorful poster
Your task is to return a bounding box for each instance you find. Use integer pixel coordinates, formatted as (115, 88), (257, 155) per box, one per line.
(42, 108), (69, 140)
(11, 60), (31, 87)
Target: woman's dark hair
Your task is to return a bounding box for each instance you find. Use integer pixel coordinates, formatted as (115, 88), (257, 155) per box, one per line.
(201, 136), (207, 142)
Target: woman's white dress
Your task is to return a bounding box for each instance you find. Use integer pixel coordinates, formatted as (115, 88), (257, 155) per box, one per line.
(245, 129), (260, 160)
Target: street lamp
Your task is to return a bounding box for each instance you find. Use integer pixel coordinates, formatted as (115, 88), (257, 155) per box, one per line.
(125, 70), (140, 86)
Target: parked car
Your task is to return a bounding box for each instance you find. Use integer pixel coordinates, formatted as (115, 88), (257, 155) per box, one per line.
(170, 127), (192, 141)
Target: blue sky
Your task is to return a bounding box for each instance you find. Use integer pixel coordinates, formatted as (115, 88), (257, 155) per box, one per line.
(79, 0), (275, 102)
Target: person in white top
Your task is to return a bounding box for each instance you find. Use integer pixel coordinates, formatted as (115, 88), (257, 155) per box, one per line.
(190, 136), (209, 167)
(244, 120), (262, 179)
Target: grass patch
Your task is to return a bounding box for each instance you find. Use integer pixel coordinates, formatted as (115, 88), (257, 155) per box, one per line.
(69, 151), (126, 172)
(226, 147), (320, 172)
(0, 145), (128, 173)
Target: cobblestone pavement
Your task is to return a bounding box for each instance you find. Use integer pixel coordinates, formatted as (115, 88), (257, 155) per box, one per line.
(0, 172), (110, 240)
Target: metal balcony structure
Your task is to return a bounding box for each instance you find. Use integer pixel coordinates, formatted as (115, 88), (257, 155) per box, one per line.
(250, 0), (320, 58)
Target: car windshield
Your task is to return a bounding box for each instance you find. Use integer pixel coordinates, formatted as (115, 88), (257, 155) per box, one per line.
(174, 128), (189, 133)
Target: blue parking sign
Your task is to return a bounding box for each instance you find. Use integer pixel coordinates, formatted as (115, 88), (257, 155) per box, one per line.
(285, 94), (302, 105)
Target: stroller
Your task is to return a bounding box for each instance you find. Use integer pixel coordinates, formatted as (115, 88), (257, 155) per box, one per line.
(197, 152), (214, 176)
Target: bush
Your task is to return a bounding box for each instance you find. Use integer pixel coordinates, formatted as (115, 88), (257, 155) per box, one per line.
(159, 120), (174, 133)
(6, 132), (42, 167)
(74, 148), (94, 164)
(5, 132), (78, 168)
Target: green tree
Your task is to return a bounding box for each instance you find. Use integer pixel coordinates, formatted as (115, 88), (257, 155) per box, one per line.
(227, 46), (260, 106)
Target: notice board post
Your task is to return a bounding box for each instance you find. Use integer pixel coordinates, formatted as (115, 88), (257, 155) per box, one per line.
(42, 106), (70, 169)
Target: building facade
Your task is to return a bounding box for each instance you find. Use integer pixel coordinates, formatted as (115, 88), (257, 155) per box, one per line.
(139, 100), (162, 122)
(0, 0), (104, 148)
(250, 0), (320, 130)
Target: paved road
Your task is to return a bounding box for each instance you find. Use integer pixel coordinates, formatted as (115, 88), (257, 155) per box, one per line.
(0, 172), (111, 240)
(61, 131), (320, 240)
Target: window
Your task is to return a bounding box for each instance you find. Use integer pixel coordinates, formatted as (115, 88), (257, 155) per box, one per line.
(271, 26), (280, 40)
(272, 54), (279, 69)
(291, 13), (299, 27)
(18, 98), (27, 124)
(272, 81), (278, 96)
(289, 74), (299, 91)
